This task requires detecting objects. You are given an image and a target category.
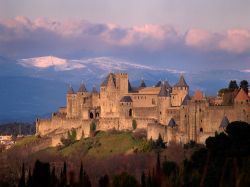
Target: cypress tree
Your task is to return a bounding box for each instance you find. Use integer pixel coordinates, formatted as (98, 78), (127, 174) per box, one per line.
(18, 163), (26, 187)
(141, 171), (146, 187)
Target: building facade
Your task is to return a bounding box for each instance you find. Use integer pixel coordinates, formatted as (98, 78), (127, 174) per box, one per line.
(36, 73), (250, 146)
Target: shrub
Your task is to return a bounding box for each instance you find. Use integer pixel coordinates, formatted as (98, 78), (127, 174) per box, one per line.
(132, 119), (137, 130)
(61, 128), (77, 146)
(90, 122), (96, 132)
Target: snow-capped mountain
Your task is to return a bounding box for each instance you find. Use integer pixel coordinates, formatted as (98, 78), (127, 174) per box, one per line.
(17, 56), (184, 85)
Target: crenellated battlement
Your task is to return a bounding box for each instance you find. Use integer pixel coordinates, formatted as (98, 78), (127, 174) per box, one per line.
(36, 72), (250, 146)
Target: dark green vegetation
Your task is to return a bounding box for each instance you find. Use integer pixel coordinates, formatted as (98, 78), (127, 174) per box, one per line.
(218, 79), (249, 105)
(0, 122), (35, 135)
(0, 121), (249, 187)
(182, 121), (250, 187)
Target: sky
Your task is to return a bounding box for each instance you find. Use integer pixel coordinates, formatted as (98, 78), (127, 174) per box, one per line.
(0, 0), (250, 72)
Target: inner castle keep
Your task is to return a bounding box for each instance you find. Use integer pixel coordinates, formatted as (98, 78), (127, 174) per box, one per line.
(36, 73), (250, 146)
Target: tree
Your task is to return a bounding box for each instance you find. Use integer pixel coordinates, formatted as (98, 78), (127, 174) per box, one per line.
(156, 134), (165, 149)
(113, 172), (138, 187)
(90, 122), (96, 132)
(141, 171), (146, 187)
(132, 119), (137, 130)
(240, 80), (249, 94)
(99, 174), (109, 187)
(31, 160), (51, 187)
(61, 129), (77, 146)
(18, 163), (25, 187)
(228, 80), (238, 90)
(62, 161), (67, 186)
(79, 162), (84, 186)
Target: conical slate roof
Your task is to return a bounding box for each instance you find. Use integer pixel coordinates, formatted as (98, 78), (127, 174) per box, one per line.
(67, 85), (75, 94)
(101, 73), (116, 87)
(139, 79), (146, 88)
(234, 88), (249, 101)
(167, 118), (177, 128)
(120, 96), (133, 102)
(155, 81), (161, 87)
(92, 86), (98, 94)
(174, 75), (188, 87)
(128, 80), (133, 92)
(181, 95), (191, 105)
(220, 116), (229, 128)
(158, 81), (170, 97)
(155, 80), (171, 88)
(78, 82), (87, 92)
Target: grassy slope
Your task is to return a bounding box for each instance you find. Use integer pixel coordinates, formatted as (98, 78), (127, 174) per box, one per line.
(59, 131), (145, 158)
(14, 135), (37, 147)
(18, 131), (146, 160)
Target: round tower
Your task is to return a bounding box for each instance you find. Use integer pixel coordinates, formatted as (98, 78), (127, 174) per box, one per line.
(158, 81), (171, 124)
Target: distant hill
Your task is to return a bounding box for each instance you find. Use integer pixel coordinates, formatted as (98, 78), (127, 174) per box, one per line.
(0, 122), (35, 135)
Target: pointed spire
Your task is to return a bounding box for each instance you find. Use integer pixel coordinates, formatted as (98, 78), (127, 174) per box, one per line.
(139, 78), (146, 88)
(220, 116), (229, 128)
(107, 73), (116, 88)
(158, 81), (170, 97)
(155, 80), (162, 87)
(101, 73), (116, 87)
(67, 84), (75, 94)
(92, 85), (98, 94)
(128, 80), (133, 92)
(174, 74), (188, 87)
(78, 81), (87, 92)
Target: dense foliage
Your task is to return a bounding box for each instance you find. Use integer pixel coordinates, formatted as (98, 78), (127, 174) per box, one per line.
(3, 121), (250, 187)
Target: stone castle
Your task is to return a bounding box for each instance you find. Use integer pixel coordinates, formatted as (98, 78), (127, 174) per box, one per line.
(36, 73), (250, 146)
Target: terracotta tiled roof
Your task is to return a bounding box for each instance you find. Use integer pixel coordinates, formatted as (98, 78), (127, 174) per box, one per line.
(193, 89), (203, 100)
(234, 88), (249, 101)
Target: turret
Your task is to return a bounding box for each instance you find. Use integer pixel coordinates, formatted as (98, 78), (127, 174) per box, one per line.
(67, 85), (75, 94)
(158, 81), (171, 124)
(66, 85), (76, 118)
(120, 96), (133, 118)
(172, 75), (189, 106)
(78, 82), (87, 93)
(139, 78), (146, 88)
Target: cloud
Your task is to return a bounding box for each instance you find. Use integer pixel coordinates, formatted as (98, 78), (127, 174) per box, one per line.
(0, 16), (250, 59)
(185, 28), (250, 54)
(219, 29), (250, 53)
(185, 29), (218, 49)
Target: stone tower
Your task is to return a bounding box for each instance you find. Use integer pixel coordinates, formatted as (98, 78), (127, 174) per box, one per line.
(158, 81), (171, 124)
(171, 75), (189, 106)
(66, 85), (76, 118)
(77, 82), (91, 120)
